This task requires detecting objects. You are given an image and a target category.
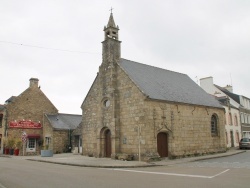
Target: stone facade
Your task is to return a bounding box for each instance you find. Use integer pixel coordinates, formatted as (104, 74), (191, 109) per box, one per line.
(43, 113), (81, 154)
(81, 14), (226, 160)
(43, 118), (72, 154)
(1, 78), (58, 155)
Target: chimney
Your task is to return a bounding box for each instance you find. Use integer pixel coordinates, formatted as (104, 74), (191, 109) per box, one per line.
(29, 78), (39, 88)
(224, 85), (233, 93)
(200, 76), (214, 90)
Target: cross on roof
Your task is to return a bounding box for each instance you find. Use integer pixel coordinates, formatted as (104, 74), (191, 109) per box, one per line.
(109, 7), (114, 13)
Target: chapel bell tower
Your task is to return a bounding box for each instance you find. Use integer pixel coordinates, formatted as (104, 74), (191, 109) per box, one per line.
(102, 13), (121, 64)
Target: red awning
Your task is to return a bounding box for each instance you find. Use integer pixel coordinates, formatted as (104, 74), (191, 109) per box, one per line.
(27, 134), (40, 138)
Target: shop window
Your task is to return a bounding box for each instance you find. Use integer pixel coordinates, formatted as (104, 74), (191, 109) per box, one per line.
(26, 138), (36, 152)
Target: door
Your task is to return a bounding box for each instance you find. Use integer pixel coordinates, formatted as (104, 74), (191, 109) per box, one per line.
(230, 131), (234, 147)
(74, 136), (80, 153)
(157, 132), (168, 157)
(105, 129), (111, 157)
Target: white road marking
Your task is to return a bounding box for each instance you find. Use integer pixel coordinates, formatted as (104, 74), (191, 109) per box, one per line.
(210, 169), (230, 178)
(103, 168), (230, 179)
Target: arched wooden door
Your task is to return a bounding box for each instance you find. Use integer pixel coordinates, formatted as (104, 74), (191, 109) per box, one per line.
(104, 129), (111, 157)
(157, 132), (168, 157)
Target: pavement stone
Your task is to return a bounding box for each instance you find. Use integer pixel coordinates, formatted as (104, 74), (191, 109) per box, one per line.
(0, 148), (246, 168)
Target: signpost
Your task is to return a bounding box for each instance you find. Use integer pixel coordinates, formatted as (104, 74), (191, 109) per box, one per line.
(21, 131), (27, 156)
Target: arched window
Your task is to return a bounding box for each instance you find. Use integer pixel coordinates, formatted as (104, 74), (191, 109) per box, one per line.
(211, 114), (218, 136)
(234, 115), (238, 126)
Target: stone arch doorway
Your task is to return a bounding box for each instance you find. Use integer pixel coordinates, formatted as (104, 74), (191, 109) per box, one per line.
(100, 128), (112, 158)
(157, 132), (168, 157)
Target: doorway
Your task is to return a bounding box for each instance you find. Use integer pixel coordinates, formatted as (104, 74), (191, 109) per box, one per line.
(104, 129), (111, 157)
(157, 132), (168, 157)
(230, 130), (234, 147)
(74, 135), (82, 154)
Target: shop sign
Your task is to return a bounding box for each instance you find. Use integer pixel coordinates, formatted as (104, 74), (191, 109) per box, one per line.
(9, 120), (42, 129)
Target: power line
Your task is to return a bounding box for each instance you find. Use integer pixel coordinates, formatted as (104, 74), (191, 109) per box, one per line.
(0, 40), (100, 54)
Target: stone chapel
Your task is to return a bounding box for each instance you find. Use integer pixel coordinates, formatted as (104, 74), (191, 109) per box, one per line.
(81, 13), (226, 160)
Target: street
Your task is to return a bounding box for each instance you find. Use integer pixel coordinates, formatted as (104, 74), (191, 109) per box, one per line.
(0, 151), (250, 188)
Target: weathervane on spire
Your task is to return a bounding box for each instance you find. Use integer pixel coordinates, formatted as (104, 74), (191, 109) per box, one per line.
(109, 7), (114, 13)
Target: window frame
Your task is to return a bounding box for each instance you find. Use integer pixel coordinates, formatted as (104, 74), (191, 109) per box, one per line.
(211, 114), (218, 136)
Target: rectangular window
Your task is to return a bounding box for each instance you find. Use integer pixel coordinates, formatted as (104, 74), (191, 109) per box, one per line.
(26, 138), (36, 152)
(45, 137), (51, 146)
(241, 113), (245, 123)
(245, 114), (248, 124)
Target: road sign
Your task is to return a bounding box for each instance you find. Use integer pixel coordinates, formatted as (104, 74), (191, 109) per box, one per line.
(22, 131), (27, 143)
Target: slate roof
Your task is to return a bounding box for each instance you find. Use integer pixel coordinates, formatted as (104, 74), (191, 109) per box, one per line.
(46, 113), (82, 130)
(119, 58), (222, 108)
(214, 85), (240, 104)
(216, 96), (238, 109)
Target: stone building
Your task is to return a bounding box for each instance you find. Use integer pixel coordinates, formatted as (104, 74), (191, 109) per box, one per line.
(43, 113), (82, 154)
(1, 78), (58, 155)
(81, 13), (226, 160)
(0, 78), (82, 155)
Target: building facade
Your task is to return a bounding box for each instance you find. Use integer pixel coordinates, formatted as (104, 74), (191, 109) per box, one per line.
(200, 77), (242, 147)
(81, 14), (226, 160)
(0, 78), (81, 155)
(43, 113), (82, 154)
(0, 78), (58, 155)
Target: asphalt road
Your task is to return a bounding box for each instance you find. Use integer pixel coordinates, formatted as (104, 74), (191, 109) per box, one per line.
(0, 151), (250, 188)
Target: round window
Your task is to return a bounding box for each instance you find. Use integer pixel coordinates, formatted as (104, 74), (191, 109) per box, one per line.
(104, 99), (110, 107)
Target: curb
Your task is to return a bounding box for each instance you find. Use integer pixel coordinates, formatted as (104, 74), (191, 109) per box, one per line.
(2, 149), (246, 169)
(26, 159), (157, 168)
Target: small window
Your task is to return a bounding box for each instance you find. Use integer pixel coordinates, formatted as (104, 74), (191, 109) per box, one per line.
(234, 115), (238, 126)
(228, 113), (232, 125)
(103, 99), (110, 108)
(45, 137), (51, 145)
(241, 113), (244, 123)
(211, 114), (218, 136)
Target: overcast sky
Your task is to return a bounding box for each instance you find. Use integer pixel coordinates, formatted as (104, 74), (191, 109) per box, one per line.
(1, 0), (250, 114)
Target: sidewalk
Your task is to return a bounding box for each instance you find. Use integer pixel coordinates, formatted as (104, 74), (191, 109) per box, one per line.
(1, 148), (245, 168)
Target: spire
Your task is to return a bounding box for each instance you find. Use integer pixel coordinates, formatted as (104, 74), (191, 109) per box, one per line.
(104, 12), (119, 40)
(107, 13), (116, 28)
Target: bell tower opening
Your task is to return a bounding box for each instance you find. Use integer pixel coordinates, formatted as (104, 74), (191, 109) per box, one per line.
(104, 13), (119, 41)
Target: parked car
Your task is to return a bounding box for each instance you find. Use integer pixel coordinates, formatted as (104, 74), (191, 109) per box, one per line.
(239, 138), (250, 149)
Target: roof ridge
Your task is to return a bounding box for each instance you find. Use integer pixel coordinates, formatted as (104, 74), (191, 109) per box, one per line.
(120, 58), (187, 76)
